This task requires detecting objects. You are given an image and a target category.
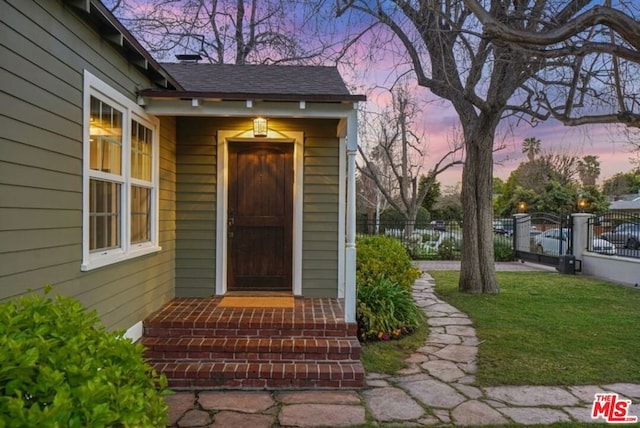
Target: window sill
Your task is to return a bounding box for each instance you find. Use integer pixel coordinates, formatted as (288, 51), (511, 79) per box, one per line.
(81, 245), (162, 271)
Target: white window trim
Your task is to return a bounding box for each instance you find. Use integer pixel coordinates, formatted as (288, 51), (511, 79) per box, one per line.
(81, 70), (161, 271)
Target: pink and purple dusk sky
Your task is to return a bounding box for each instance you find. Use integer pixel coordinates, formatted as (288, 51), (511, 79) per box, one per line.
(347, 45), (637, 189)
(110, 0), (637, 187)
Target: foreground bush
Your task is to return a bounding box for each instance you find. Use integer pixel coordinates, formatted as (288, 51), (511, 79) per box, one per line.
(357, 277), (425, 341)
(494, 235), (516, 261)
(0, 289), (169, 427)
(428, 234), (514, 261)
(356, 235), (421, 289)
(437, 237), (461, 260)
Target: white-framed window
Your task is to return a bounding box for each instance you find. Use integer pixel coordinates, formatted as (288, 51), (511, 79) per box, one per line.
(81, 70), (160, 271)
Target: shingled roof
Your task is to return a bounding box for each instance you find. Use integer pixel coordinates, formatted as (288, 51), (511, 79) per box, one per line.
(142, 63), (365, 102)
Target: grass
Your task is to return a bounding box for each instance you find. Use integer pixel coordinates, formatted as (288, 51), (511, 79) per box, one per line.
(359, 322), (429, 374)
(430, 271), (640, 386)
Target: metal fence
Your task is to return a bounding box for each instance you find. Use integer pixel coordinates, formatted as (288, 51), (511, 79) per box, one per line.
(587, 211), (640, 259)
(358, 211), (640, 262)
(357, 218), (514, 260)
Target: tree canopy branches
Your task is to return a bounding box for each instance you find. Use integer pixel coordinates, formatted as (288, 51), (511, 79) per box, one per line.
(338, 0), (640, 293)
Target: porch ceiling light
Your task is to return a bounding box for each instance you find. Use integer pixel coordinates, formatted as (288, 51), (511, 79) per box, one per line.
(253, 117), (268, 137)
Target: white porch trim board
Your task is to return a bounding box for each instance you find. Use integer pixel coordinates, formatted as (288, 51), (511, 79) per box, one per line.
(124, 321), (143, 342)
(344, 108), (358, 323)
(337, 137), (346, 299)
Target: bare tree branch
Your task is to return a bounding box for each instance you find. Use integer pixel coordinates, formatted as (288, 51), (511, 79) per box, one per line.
(357, 85), (464, 231)
(465, 1), (640, 51)
(342, 0), (640, 293)
(108, 0), (360, 64)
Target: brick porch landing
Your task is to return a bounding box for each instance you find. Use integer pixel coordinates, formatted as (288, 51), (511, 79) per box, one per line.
(142, 297), (364, 390)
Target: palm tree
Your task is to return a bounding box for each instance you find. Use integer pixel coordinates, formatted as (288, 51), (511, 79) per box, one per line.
(577, 155), (601, 187)
(522, 137), (541, 162)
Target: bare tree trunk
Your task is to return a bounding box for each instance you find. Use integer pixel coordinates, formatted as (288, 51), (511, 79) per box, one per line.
(459, 115), (499, 294)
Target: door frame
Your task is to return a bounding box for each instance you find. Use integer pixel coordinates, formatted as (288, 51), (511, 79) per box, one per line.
(216, 130), (304, 296)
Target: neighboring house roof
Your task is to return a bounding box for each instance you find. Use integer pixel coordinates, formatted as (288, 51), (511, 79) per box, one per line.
(607, 193), (640, 202)
(141, 63), (366, 103)
(610, 200), (640, 210)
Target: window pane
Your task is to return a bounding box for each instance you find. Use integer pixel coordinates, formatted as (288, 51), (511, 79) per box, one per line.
(131, 185), (150, 244)
(90, 96), (122, 175)
(89, 179), (120, 251)
(131, 120), (153, 181)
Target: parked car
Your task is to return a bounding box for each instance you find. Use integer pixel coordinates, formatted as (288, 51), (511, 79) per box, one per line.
(494, 219), (538, 237)
(421, 230), (462, 252)
(600, 223), (640, 250)
(493, 219), (512, 236)
(430, 220), (446, 231)
(534, 228), (616, 256)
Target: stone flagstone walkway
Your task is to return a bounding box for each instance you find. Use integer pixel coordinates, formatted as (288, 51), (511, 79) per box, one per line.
(165, 272), (640, 427)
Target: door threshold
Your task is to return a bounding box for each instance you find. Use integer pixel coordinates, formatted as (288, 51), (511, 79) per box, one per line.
(225, 291), (294, 297)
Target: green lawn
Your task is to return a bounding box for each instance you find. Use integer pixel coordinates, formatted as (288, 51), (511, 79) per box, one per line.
(430, 271), (640, 386)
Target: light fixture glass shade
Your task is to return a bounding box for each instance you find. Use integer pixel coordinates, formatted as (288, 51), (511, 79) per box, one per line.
(253, 117), (268, 137)
(518, 201), (527, 212)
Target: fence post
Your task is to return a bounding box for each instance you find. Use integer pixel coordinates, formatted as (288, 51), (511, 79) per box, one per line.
(572, 213), (594, 261)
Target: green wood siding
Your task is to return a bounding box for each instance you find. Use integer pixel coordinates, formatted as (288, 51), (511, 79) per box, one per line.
(175, 118), (222, 297)
(0, 0), (176, 331)
(302, 135), (340, 297)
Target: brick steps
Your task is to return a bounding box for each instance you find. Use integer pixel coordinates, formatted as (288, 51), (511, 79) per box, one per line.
(142, 337), (361, 362)
(143, 322), (357, 338)
(142, 297), (364, 389)
(152, 361), (365, 389)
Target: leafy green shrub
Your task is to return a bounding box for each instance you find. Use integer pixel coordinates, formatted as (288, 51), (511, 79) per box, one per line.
(0, 289), (169, 427)
(357, 235), (421, 289)
(437, 237), (461, 260)
(494, 235), (515, 261)
(357, 277), (425, 341)
(403, 235), (425, 259)
(431, 234), (515, 261)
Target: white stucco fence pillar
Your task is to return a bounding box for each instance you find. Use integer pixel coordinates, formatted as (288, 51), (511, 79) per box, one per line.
(572, 213), (594, 261)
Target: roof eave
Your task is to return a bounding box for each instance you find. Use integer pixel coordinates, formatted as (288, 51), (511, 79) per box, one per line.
(63, 0), (183, 91)
(138, 89), (366, 103)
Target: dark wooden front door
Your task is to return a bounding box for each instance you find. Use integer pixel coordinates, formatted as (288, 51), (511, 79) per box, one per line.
(227, 142), (293, 291)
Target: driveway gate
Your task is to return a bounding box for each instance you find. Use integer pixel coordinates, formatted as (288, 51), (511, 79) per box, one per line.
(513, 213), (574, 268)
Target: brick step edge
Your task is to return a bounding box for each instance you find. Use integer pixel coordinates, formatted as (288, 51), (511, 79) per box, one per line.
(143, 325), (358, 338)
(152, 361), (365, 390)
(142, 337), (361, 361)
